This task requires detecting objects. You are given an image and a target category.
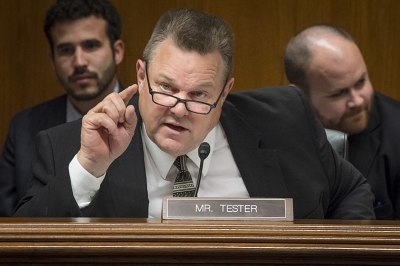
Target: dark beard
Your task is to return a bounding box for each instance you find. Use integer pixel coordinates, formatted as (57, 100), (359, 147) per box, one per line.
(68, 78), (112, 101)
(66, 63), (117, 101)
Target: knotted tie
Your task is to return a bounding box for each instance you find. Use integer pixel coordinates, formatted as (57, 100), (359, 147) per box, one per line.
(173, 155), (195, 197)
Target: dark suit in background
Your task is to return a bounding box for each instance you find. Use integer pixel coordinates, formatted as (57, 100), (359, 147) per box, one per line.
(14, 87), (375, 219)
(349, 92), (400, 219)
(0, 95), (67, 216)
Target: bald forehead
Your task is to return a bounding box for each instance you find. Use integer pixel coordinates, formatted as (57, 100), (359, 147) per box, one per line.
(309, 36), (362, 66)
(300, 25), (352, 42)
(310, 37), (343, 55)
(305, 35), (369, 92)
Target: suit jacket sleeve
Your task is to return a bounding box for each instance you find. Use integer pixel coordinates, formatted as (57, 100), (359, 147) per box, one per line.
(0, 95), (67, 216)
(14, 115), (149, 218)
(13, 120), (109, 217)
(14, 127), (82, 217)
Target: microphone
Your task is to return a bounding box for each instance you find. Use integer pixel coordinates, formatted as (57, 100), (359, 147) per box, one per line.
(194, 142), (210, 197)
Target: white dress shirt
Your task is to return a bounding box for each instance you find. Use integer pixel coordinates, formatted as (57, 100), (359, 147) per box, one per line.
(69, 122), (249, 219)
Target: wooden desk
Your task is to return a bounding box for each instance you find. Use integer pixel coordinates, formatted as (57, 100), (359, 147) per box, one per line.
(0, 218), (399, 265)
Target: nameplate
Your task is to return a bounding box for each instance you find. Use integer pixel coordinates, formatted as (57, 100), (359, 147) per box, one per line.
(162, 197), (293, 221)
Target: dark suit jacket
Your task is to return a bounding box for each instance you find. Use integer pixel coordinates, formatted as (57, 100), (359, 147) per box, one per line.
(349, 92), (400, 219)
(0, 95), (67, 216)
(14, 87), (375, 219)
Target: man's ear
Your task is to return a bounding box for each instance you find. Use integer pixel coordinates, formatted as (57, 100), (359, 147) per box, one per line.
(136, 59), (146, 91)
(220, 77), (235, 103)
(113, 39), (125, 65)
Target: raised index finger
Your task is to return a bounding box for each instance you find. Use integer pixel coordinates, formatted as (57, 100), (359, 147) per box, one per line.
(120, 84), (138, 106)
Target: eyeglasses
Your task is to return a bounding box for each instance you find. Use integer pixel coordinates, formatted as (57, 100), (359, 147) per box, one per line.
(145, 62), (227, 115)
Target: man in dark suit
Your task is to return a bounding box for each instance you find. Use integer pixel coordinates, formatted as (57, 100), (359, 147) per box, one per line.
(14, 9), (375, 219)
(284, 24), (400, 219)
(0, 0), (125, 216)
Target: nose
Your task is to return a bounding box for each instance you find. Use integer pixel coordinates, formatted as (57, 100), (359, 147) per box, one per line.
(72, 47), (88, 67)
(169, 101), (189, 118)
(347, 89), (364, 108)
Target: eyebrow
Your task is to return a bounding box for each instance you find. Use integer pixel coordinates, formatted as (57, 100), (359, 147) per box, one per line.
(356, 73), (367, 82)
(55, 38), (101, 47)
(331, 72), (367, 92)
(156, 73), (216, 90)
(55, 42), (73, 48)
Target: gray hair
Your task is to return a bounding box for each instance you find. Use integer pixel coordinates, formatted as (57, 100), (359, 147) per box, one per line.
(143, 8), (235, 82)
(284, 24), (354, 90)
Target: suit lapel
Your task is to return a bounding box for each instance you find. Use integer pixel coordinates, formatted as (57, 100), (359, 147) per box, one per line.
(220, 101), (290, 198)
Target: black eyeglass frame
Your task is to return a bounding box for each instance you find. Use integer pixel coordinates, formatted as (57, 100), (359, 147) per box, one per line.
(144, 61), (228, 115)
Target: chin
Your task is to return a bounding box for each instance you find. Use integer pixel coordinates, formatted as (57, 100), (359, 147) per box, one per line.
(72, 91), (101, 101)
(344, 128), (364, 135)
(67, 85), (102, 100)
(340, 121), (368, 135)
(339, 112), (369, 135)
(158, 140), (187, 156)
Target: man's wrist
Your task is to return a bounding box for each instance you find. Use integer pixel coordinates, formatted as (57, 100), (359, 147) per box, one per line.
(77, 151), (107, 177)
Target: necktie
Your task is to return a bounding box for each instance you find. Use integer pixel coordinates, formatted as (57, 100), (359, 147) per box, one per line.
(173, 155), (195, 197)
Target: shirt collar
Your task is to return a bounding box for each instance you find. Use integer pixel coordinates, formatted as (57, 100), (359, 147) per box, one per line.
(142, 122), (217, 179)
(66, 99), (82, 122)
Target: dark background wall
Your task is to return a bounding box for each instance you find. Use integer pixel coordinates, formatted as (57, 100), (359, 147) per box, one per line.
(1, 0), (400, 145)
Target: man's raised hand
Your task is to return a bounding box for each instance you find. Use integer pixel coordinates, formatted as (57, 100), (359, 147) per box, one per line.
(77, 84), (138, 177)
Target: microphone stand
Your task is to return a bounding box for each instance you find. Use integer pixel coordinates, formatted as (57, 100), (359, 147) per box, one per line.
(194, 158), (205, 197)
(194, 142), (210, 197)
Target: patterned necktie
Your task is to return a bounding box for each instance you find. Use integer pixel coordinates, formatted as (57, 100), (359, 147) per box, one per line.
(173, 155), (195, 197)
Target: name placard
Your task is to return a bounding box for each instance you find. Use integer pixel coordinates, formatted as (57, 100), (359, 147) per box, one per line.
(162, 197), (293, 221)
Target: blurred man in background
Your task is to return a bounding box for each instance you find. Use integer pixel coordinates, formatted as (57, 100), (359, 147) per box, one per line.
(284, 24), (400, 219)
(0, 0), (125, 216)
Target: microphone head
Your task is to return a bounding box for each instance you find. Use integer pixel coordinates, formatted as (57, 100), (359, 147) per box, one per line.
(198, 142), (211, 160)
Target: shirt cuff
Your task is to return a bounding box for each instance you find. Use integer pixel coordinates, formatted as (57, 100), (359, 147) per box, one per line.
(69, 154), (106, 208)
